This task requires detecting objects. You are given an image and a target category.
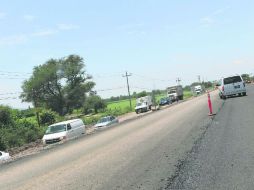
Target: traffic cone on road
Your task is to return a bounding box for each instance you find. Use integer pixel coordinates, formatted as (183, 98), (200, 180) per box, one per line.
(207, 91), (216, 116)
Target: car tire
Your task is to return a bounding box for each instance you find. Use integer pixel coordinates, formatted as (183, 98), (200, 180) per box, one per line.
(242, 92), (247, 96)
(238, 93), (242, 97)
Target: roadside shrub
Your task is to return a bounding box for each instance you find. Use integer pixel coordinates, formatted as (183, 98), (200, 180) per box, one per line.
(0, 130), (8, 150)
(40, 109), (58, 125)
(19, 109), (36, 118)
(0, 106), (14, 127)
(0, 119), (46, 150)
(83, 115), (101, 125)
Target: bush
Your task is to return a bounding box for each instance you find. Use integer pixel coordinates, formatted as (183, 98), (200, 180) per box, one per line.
(0, 119), (46, 151)
(40, 109), (58, 125)
(0, 106), (14, 126)
(19, 109), (36, 118)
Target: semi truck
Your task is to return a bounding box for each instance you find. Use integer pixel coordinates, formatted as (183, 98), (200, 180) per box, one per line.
(167, 85), (183, 102)
(135, 96), (152, 114)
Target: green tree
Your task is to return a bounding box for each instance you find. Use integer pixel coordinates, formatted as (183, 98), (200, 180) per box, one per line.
(21, 55), (95, 115)
(241, 74), (250, 82)
(83, 95), (106, 114)
(136, 91), (147, 98)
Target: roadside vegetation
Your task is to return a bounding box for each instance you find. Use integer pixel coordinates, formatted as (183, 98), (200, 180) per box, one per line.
(2, 55), (251, 151)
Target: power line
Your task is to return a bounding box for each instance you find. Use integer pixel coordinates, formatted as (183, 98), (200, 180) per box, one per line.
(0, 77), (28, 80)
(0, 92), (22, 96)
(0, 70), (32, 75)
(0, 97), (19, 100)
(95, 86), (126, 92)
(132, 86), (153, 91)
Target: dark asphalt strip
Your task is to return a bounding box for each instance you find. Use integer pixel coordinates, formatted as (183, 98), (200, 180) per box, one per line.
(160, 100), (225, 190)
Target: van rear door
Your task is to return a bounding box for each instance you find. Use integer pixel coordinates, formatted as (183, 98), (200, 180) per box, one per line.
(223, 76), (244, 95)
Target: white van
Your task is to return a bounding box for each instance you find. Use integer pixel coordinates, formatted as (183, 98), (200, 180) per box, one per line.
(218, 75), (247, 99)
(42, 119), (85, 145)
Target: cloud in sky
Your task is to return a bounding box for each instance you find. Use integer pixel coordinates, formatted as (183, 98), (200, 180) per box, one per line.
(32, 24), (79, 37)
(32, 29), (58, 37)
(200, 16), (215, 26)
(0, 12), (6, 19)
(233, 59), (247, 65)
(0, 22), (80, 46)
(0, 35), (27, 46)
(23, 14), (35, 22)
(200, 6), (229, 27)
(57, 23), (80, 30)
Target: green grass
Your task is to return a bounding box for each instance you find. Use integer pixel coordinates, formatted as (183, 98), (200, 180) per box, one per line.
(82, 91), (194, 125)
(107, 98), (136, 111)
(183, 90), (193, 99)
(107, 91), (193, 111)
(106, 94), (167, 111)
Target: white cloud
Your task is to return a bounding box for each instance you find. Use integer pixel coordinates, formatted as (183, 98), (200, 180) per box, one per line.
(0, 35), (27, 46)
(23, 14), (35, 22)
(212, 6), (230, 16)
(57, 23), (80, 30)
(0, 12), (6, 19)
(32, 29), (58, 37)
(200, 16), (215, 27)
(233, 59), (247, 65)
(200, 7), (229, 27)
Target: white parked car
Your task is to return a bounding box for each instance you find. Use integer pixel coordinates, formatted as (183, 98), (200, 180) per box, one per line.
(95, 116), (119, 128)
(42, 119), (85, 145)
(0, 151), (11, 161)
(218, 75), (247, 99)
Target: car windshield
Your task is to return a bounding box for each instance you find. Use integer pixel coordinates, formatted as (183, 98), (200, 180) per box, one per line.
(224, 76), (242, 85)
(45, 124), (66, 134)
(98, 117), (110, 123)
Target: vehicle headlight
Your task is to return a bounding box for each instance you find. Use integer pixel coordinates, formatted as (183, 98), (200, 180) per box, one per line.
(60, 136), (66, 140)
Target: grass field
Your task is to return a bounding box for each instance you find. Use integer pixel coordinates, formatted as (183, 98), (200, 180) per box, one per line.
(107, 91), (193, 111)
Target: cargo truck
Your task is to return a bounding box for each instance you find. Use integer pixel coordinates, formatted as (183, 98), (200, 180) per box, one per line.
(167, 85), (183, 102)
(135, 96), (152, 114)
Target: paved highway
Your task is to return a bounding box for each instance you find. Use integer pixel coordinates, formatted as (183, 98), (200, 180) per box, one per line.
(168, 84), (254, 190)
(0, 85), (253, 190)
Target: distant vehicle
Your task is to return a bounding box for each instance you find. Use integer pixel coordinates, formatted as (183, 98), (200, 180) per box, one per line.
(135, 96), (152, 114)
(42, 119), (85, 145)
(167, 85), (183, 102)
(159, 97), (171, 106)
(194, 85), (203, 95)
(0, 151), (10, 161)
(218, 75), (247, 99)
(95, 116), (119, 128)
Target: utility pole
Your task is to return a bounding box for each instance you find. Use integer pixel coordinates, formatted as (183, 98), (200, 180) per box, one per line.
(176, 78), (181, 85)
(198, 75), (201, 83)
(123, 71), (132, 111)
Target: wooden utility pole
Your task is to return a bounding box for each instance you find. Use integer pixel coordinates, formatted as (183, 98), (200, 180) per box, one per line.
(123, 71), (132, 111)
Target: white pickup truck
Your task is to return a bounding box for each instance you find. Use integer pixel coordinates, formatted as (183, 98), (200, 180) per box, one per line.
(135, 96), (152, 114)
(194, 85), (203, 94)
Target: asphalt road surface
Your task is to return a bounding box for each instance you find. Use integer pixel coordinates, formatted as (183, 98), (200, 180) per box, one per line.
(168, 84), (254, 190)
(0, 85), (253, 190)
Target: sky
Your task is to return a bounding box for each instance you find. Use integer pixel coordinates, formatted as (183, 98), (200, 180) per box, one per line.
(0, 0), (253, 109)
